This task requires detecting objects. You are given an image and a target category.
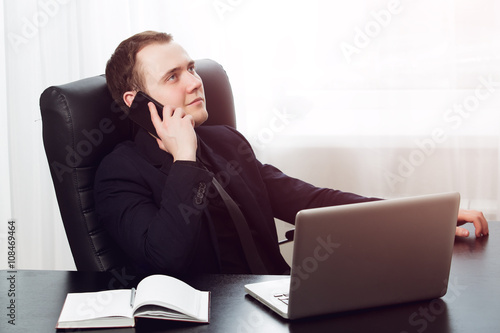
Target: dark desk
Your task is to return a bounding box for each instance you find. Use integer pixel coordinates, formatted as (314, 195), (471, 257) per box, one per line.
(2, 222), (499, 333)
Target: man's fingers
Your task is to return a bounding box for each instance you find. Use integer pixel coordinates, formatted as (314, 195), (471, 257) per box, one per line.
(185, 114), (195, 127)
(160, 105), (176, 120)
(474, 213), (489, 237)
(148, 102), (162, 125)
(171, 108), (195, 127)
(455, 226), (470, 237)
(149, 103), (177, 134)
(171, 107), (188, 118)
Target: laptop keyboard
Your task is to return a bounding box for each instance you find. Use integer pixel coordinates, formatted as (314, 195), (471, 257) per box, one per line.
(273, 293), (289, 305)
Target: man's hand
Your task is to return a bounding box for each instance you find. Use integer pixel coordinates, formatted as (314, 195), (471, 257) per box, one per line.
(455, 209), (489, 237)
(149, 102), (197, 161)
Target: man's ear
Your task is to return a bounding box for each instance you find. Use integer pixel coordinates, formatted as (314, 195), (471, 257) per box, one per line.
(123, 91), (137, 107)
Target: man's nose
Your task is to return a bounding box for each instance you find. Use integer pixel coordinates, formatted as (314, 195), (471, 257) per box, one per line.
(185, 72), (202, 93)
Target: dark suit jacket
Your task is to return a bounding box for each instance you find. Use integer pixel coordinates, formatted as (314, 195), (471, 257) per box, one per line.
(94, 125), (377, 277)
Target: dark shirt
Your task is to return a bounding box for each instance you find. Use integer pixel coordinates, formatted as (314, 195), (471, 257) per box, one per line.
(208, 192), (250, 273)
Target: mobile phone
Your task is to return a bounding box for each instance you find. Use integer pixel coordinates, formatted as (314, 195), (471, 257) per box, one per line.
(128, 91), (164, 139)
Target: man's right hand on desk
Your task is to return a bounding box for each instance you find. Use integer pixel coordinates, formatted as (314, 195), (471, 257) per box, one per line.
(455, 208), (489, 238)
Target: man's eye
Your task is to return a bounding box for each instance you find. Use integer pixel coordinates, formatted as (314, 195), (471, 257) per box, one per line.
(188, 66), (196, 73)
(167, 74), (176, 81)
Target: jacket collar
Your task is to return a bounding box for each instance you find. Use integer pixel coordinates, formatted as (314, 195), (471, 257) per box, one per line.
(133, 128), (173, 173)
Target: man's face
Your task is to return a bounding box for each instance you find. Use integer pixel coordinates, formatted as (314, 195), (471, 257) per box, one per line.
(134, 41), (208, 126)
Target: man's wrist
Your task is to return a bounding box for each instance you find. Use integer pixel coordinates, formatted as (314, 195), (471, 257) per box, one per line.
(172, 150), (196, 162)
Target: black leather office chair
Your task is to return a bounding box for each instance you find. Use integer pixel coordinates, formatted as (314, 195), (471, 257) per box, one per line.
(40, 59), (237, 272)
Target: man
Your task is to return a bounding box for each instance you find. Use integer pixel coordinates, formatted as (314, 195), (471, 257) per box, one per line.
(95, 31), (488, 277)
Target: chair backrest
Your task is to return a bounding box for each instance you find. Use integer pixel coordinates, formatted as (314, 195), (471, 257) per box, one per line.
(40, 59), (236, 271)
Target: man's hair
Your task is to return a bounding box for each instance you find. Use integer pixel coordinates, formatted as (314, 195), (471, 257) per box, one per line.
(105, 31), (173, 112)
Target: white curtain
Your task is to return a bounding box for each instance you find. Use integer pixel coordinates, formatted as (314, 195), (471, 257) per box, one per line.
(1, 0), (499, 270)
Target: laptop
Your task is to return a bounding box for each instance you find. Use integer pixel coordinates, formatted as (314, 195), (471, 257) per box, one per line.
(245, 192), (460, 320)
